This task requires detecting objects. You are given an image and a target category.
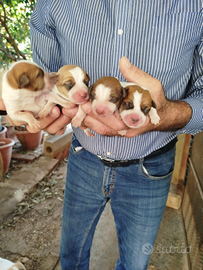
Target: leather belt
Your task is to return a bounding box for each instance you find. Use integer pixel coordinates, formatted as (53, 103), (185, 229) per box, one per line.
(97, 137), (177, 167)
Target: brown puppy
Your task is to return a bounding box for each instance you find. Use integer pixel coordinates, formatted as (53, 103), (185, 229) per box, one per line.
(88, 76), (125, 117)
(118, 83), (160, 135)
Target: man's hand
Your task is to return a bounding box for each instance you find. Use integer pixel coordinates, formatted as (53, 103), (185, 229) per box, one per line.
(76, 57), (192, 137)
(6, 103), (76, 135)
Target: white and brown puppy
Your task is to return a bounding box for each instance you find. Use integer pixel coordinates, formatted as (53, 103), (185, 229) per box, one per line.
(2, 60), (69, 129)
(2, 61), (90, 130)
(118, 83), (160, 135)
(40, 65), (91, 135)
(88, 76), (125, 118)
(43, 65), (90, 128)
(0, 257), (26, 270)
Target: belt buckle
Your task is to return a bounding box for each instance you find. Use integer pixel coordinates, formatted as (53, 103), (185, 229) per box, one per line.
(97, 155), (115, 163)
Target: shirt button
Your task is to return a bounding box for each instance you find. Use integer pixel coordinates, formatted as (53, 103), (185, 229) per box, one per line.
(118, 29), (123, 35)
(107, 152), (111, 156)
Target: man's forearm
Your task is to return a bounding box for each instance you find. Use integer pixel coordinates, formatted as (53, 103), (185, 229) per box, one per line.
(155, 100), (192, 132)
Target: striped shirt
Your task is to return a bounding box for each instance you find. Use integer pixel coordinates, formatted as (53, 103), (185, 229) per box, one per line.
(30, 0), (203, 160)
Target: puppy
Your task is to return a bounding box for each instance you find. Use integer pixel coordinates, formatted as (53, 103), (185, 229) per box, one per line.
(2, 60), (70, 129)
(0, 257), (26, 270)
(118, 83), (160, 135)
(40, 65), (91, 135)
(88, 76), (125, 117)
(71, 76), (125, 136)
(39, 65), (90, 118)
(2, 61), (90, 132)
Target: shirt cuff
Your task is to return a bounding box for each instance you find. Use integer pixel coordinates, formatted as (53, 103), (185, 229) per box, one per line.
(177, 98), (203, 135)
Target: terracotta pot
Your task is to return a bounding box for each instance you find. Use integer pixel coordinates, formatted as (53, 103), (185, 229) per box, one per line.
(0, 126), (7, 139)
(0, 138), (15, 174)
(6, 126), (17, 141)
(14, 128), (43, 150)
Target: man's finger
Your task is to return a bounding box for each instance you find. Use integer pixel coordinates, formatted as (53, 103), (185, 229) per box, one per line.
(119, 56), (161, 90)
(83, 115), (118, 136)
(26, 106), (61, 133)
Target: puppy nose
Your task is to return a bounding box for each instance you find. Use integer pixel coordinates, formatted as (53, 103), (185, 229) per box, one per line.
(80, 92), (87, 99)
(132, 118), (139, 123)
(96, 108), (105, 115)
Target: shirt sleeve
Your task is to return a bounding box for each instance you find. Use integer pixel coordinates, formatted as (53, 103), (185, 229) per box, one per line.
(177, 34), (203, 135)
(29, 0), (62, 72)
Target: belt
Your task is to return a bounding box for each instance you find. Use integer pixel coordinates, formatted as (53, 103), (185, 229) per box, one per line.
(97, 137), (177, 167)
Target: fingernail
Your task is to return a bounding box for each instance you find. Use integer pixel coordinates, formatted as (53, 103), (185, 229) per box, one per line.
(123, 57), (131, 68)
(50, 107), (60, 117)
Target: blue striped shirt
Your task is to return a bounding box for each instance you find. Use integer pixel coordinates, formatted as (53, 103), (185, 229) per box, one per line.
(30, 0), (203, 160)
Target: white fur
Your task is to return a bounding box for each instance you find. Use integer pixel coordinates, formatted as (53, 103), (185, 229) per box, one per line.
(120, 81), (149, 90)
(91, 84), (117, 117)
(120, 91), (146, 128)
(0, 258), (26, 270)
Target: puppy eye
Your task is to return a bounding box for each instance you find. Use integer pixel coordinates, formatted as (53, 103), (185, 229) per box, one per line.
(123, 101), (134, 110)
(83, 77), (89, 86)
(110, 97), (119, 103)
(90, 92), (96, 100)
(37, 70), (44, 78)
(64, 81), (75, 90)
(141, 106), (150, 115)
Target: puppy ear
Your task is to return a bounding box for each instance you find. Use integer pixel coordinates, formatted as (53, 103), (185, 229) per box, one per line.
(49, 72), (59, 84)
(88, 85), (94, 100)
(121, 87), (129, 98)
(151, 99), (157, 108)
(86, 73), (91, 82)
(19, 73), (30, 88)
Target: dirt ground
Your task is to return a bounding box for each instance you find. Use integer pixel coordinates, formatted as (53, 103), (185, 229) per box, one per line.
(0, 159), (67, 270)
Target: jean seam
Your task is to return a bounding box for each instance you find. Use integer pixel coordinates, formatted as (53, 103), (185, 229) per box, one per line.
(76, 201), (106, 269)
(102, 167), (116, 197)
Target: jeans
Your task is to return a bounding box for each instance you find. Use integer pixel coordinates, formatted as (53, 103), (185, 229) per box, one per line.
(60, 134), (176, 270)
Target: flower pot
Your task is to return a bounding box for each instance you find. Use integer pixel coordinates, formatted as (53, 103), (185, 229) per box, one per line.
(14, 128), (42, 150)
(0, 138), (15, 174)
(0, 126), (7, 139)
(6, 126), (17, 141)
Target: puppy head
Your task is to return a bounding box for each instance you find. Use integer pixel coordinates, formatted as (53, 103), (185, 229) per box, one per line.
(56, 65), (90, 104)
(119, 85), (156, 128)
(6, 61), (52, 91)
(89, 76), (125, 117)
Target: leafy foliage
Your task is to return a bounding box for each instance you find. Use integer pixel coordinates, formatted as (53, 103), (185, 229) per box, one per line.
(0, 0), (35, 68)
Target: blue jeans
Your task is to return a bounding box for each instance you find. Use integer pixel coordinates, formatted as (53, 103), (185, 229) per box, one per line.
(60, 134), (176, 270)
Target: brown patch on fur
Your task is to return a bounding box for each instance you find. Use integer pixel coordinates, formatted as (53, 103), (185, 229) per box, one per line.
(6, 62), (45, 91)
(89, 76), (124, 107)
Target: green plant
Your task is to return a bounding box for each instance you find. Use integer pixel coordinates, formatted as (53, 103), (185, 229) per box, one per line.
(0, 0), (35, 68)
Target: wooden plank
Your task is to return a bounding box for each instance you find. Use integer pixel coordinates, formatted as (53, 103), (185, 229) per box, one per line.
(166, 183), (181, 209)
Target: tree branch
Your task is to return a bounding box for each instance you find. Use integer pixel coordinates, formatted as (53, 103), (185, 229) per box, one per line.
(0, 2), (27, 60)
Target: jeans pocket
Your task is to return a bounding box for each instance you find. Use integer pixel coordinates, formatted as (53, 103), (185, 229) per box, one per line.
(139, 147), (176, 181)
(71, 134), (85, 155)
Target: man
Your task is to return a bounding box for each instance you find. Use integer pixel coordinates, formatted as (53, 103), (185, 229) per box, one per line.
(3, 1), (203, 269)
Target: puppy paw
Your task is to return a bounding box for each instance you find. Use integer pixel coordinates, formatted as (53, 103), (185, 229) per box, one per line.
(28, 119), (41, 130)
(71, 117), (82, 128)
(118, 130), (127, 136)
(84, 128), (94, 137)
(150, 114), (160, 125)
(149, 108), (160, 125)
(38, 110), (50, 119)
